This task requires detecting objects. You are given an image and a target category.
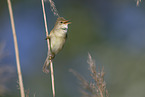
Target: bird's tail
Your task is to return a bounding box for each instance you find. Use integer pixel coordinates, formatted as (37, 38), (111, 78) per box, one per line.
(43, 55), (50, 73)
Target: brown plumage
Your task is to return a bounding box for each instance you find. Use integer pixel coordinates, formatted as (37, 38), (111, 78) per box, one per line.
(43, 17), (71, 73)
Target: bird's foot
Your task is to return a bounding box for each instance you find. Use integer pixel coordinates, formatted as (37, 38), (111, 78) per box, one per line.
(45, 35), (50, 40)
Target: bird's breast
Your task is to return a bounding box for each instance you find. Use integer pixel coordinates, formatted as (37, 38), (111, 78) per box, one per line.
(50, 36), (66, 54)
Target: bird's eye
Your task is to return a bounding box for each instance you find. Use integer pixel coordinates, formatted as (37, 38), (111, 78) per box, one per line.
(60, 21), (63, 23)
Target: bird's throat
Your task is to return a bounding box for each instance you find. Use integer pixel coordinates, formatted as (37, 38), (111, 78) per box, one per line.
(53, 27), (68, 37)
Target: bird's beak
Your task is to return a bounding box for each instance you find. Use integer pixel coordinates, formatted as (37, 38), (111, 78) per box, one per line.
(64, 20), (71, 24)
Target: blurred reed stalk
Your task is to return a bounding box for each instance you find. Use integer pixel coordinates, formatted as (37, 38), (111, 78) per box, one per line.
(70, 53), (108, 97)
(48, 0), (59, 17)
(137, 0), (141, 6)
(7, 0), (25, 97)
(41, 0), (55, 97)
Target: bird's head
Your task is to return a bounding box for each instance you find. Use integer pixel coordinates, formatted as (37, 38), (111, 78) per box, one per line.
(54, 17), (71, 30)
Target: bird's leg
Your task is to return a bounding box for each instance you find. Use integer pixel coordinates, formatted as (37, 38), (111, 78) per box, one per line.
(45, 35), (50, 40)
(49, 52), (55, 60)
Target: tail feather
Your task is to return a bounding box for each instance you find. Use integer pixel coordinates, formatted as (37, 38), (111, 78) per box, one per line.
(43, 56), (50, 73)
(43, 52), (55, 73)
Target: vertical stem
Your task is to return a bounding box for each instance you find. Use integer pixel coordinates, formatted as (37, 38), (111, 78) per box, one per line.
(50, 60), (55, 97)
(7, 0), (25, 97)
(41, 0), (55, 97)
(41, 0), (50, 51)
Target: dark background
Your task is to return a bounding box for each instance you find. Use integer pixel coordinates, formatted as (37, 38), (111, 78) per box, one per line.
(0, 0), (145, 97)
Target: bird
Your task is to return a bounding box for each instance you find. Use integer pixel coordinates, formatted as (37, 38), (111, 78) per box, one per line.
(43, 17), (71, 73)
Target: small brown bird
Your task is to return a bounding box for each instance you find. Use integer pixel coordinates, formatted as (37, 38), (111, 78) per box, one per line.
(43, 17), (71, 73)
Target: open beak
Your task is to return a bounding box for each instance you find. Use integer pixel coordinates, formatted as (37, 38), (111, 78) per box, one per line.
(63, 20), (71, 24)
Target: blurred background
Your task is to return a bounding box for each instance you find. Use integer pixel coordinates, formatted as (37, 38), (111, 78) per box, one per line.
(0, 0), (145, 97)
